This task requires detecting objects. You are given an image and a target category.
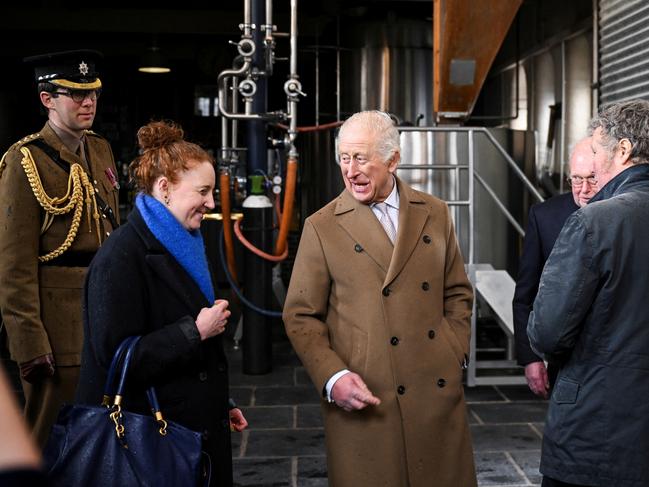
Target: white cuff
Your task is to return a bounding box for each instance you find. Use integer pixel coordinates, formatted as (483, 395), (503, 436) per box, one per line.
(325, 369), (350, 402)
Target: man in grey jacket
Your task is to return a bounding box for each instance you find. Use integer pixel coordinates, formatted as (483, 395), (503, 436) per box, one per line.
(528, 99), (649, 487)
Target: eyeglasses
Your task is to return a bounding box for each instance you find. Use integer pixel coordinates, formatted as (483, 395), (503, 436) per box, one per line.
(567, 175), (597, 187)
(52, 89), (101, 103)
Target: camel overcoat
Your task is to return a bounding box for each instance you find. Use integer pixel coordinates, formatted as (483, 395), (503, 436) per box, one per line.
(283, 178), (476, 487)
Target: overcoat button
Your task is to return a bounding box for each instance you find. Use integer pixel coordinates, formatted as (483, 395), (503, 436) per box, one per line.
(390, 336), (399, 346)
(354, 243), (363, 252)
(397, 385), (406, 395)
(199, 371), (208, 381)
(421, 282), (430, 291)
(202, 430), (210, 440)
(437, 378), (446, 388)
(217, 363), (226, 372)
(423, 235), (431, 244)
(382, 287), (390, 297)
(222, 419), (230, 428)
(428, 330), (436, 339)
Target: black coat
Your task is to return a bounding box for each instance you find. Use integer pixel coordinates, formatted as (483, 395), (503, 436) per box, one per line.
(76, 206), (232, 487)
(512, 192), (577, 366)
(529, 164), (649, 487)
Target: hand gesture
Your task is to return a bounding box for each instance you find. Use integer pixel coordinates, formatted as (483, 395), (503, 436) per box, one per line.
(331, 372), (381, 412)
(195, 299), (231, 341)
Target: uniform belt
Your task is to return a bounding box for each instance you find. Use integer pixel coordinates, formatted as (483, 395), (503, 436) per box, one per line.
(40, 252), (95, 267)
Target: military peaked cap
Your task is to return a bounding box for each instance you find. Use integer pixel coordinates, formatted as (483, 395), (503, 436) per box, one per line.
(23, 49), (103, 90)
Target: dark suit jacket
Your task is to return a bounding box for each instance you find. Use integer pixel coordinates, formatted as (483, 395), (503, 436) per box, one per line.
(513, 192), (578, 366)
(76, 206), (232, 487)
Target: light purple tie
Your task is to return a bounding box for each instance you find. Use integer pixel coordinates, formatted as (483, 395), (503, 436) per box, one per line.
(375, 202), (396, 244)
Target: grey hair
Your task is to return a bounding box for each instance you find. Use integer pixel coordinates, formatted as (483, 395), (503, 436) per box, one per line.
(337, 110), (400, 164)
(589, 99), (649, 164)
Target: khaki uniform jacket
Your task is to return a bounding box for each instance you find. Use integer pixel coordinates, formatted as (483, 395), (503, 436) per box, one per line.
(283, 178), (476, 487)
(0, 122), (119, 366)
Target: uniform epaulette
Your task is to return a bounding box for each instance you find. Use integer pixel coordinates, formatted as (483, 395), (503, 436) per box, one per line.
(0, 133), (42, 179)
(6, 132), (43, 153)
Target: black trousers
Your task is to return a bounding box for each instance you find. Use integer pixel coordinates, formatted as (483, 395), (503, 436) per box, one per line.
(542, 476), (592, 487)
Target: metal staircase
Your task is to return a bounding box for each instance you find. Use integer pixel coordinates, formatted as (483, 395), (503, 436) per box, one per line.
(396, 126), (544, 386)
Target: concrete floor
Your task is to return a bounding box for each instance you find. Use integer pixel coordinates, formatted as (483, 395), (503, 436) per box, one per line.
(227, 335), (547, 487)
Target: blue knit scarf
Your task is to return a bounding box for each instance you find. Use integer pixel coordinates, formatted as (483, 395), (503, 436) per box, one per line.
(136, 193), (215, 303)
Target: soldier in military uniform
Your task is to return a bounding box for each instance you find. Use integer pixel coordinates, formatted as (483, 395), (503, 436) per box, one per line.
(0, 49), (119, 446)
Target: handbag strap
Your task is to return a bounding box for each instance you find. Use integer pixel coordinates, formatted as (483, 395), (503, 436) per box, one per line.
(102, 336), (139, 406)
(113, 336), (142, 406)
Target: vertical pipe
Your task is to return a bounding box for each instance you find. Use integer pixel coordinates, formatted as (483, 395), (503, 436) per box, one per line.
(232, 77), (239, 153)
(336, 15), (341, 121)
(265, 0), (273, 42)
(247, 0), (267, 178)
(243, 0), (252, 37)
(592, 0), (599, 115)
(315, 43), (320, 125)
(560, 40), (566, 194)
(468, 130), (475, 266)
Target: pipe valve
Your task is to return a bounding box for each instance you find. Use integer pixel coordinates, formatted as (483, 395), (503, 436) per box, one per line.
(238, 79), (257, 98)
(283, 79), (306, 98)
(236, 38), (256, 58)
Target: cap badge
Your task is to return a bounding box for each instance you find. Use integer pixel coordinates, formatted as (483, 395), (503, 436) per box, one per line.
(79, 61), (89, 76)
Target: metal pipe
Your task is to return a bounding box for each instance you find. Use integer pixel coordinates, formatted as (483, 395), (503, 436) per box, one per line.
(468, 130), (475, 265)
(287, 0), (299, 142)
(473, 172), (525, 237)
(232, 77), (239, 160)
(243, 0), (252, 37)
(265, 0), (273, 42)
(592, 0), (599, 114)
(560, 40), (566, 194)
(336, 15), (341, 121)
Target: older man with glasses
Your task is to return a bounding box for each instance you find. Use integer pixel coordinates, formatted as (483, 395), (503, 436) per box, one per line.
(0, 49), (120, 447)
(529, 99), (649, 487)
(513, 136), (598, 399)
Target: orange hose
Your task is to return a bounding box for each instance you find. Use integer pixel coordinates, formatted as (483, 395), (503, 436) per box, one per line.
(274, 156), (297, 256)
(234, 219), (288, 262)
(219, 171), (238, 283)
(274, 121), (343, 132)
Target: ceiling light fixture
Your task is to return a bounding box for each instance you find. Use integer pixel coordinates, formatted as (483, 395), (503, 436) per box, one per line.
(138, 46), (171, 74)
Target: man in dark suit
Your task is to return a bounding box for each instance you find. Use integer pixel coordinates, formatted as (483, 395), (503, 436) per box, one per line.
(512, 137), (597, 398)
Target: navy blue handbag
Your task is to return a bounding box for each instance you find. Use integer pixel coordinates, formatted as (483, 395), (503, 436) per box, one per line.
(43, 336), (210, 486)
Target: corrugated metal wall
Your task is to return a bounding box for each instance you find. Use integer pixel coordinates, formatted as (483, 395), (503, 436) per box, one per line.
(598, 0), (649, 104)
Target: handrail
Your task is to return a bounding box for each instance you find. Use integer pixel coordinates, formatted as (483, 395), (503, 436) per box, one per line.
(398, 125), (544, 261)
(399, 126), (544, 204)
(473, 173), (525, 237)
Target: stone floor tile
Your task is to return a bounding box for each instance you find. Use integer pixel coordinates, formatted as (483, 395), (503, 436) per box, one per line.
(244, 406), (293, 429)
(295, 367), (312, 386)
(255, 386), (321, 406)
(229, 366), (296, 387)
(231, 386), (254, 407)
(233, 457), (291, 487)
(296, 405), (323, 428)
(245, 429), (327, 457)
(464, 386), (506, 403)
(497, 385), (547, 402)
(297, 456), (328, 487)
(474, 451), (526, 486)
(470, 402), (548, 424)
(509, 450), (543, 484)
(471, 424), (542, 452)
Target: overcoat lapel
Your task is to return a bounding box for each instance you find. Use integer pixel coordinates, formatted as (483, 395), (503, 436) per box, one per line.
(335, 191), (393, 273)
(385, 179), (427, 287)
